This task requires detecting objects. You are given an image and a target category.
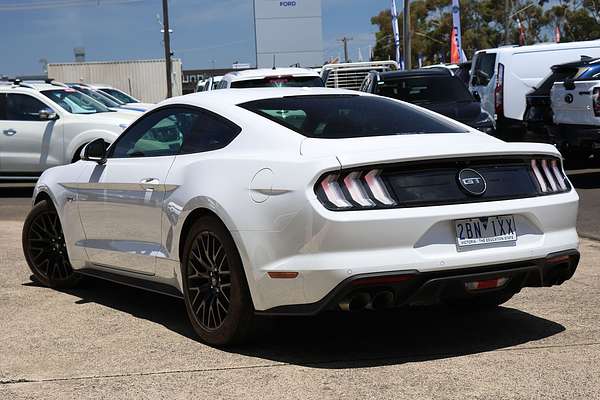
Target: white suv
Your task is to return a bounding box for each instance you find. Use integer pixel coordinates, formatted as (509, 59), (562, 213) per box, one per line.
(0, 81), (139, 180)
(218, 68), (324, 89)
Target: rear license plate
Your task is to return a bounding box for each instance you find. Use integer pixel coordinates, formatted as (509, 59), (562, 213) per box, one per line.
(455, 215), (517, 248)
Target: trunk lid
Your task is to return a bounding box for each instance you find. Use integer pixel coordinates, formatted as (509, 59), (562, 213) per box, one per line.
(300, 132), (559, 168)
(551, 80), (600, 126)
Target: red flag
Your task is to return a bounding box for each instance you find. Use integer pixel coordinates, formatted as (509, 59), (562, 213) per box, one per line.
(517, 16), (526, 46)
(555, 26), (561, 43)
(450, 27), (460, 64)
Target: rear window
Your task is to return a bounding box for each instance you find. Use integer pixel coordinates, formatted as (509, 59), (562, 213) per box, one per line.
(239, 95), (467, 139)
(231, 76), (324, 89)
(376, 76), (473, 104)
(471, 52), (496, 86)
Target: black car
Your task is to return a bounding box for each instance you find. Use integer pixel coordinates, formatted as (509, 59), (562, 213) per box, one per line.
(360, 68), (495, 134)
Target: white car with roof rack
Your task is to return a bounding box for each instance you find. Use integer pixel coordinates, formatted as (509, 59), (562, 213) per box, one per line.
(0, 80), (139, 180)
(218, 68), (324, 89)
(24, 87), (579, 346)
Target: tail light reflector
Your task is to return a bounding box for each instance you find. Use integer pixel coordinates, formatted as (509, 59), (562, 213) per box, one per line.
(364, 169), (396, 206)
(530, 158), (569, 194)
(343, 171), (375, 207)
(465, 277), (508, 290)
(494, 63), (505, 117)
(320, 174), (352, 209)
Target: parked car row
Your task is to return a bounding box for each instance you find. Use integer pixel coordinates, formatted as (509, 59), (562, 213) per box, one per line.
(469, 39), (600, 159)
(0, 80), (141, 179)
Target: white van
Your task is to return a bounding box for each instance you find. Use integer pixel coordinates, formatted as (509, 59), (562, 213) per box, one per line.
(469, 40), (600, 133)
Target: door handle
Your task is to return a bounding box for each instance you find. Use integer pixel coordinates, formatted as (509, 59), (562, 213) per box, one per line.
(3, 129), (16, 136)
(139, 178), (160, 191)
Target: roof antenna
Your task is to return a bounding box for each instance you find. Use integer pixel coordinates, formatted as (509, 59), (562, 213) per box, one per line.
(272, 54), (276, 70)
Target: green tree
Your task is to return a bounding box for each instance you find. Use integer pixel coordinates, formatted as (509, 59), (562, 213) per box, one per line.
(370, 0), (600, 66)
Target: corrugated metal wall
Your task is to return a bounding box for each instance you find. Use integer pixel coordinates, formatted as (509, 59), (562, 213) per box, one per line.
(47, 59), (182, 103)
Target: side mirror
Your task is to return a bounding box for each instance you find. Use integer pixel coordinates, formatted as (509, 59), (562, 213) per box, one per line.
(472, 91), (481, 102)
(38, 108), (58, 121)
(81, 138), (109, 164)
(564, 77), (576, 91)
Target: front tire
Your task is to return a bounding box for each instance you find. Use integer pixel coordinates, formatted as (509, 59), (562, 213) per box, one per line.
(22, 200), (81, 288)
(181, 216), (255, 346)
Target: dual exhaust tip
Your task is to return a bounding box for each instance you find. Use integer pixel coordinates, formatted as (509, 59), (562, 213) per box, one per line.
(338, 291), (395, 312)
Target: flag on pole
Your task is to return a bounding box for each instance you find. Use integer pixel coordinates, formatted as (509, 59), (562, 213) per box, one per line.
(450, 0), (466, 64)
(516, 16), (526, 45)
(391, 0), (402, 68)
(555, 25), (561, 43)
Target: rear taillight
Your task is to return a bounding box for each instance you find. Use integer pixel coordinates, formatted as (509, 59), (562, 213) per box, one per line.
(316, 169), (396, 210)
(494, 63), (504, 118)
(530, 158), (568, 194)
(593, 87), (600, 117)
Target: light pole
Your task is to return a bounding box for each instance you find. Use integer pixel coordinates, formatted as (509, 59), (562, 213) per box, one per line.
(403, 0), (411, 69)
(162, 0), (173, 98)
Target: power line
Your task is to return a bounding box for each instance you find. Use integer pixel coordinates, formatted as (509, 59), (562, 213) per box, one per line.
(0, 0), (144, 11)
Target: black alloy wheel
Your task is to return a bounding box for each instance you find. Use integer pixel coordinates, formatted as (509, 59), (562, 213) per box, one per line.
(182, 216), (255, 346)
(187, 231), (232, 330)
(22, 200), (81, 288)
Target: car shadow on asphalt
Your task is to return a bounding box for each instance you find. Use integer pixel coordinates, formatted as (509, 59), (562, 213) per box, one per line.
(33, 276), (566, 369)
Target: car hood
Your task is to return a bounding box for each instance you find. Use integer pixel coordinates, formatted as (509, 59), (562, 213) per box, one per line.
(121, 102), (154, 112)
(300, 132), (560, 168)
(81, 111), (140, 125)
(420, 101), (481, 123)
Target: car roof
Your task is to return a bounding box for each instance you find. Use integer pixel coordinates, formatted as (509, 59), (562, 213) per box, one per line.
(475, 39), (600, 56)
(223, 68), (320, 82)
(0, 82), (62, 91)
(166, 87), (363, 108)
(377, 68), (453, 79)
(552, 56), (600, 70)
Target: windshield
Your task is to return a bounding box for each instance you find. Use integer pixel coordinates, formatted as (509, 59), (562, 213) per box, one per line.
(41, 89), (110, 114)
(99, 88), (138, 104)
(231, 76), (324, 89)
(77, 87), (121, 108)
(239, 95), (467, 139)
(376, 76), (474, 104)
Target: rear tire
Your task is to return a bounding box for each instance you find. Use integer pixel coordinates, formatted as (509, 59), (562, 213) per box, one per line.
(22, 200), (81, 288)
(446, 291), (515, 310)
(181, 216), (255, 346)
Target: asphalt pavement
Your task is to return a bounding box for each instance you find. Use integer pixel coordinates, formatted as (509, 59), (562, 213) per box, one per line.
(0, 167), (599, 399)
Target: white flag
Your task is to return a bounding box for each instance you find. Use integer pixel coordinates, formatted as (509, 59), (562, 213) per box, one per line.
(391, 0), (401, 68)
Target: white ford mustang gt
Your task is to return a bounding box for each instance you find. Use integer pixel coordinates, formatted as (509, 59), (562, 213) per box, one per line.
(23, 88), (580, 346)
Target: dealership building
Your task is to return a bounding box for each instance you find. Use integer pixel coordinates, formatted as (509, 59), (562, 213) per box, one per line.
(253, 0), (324, 68)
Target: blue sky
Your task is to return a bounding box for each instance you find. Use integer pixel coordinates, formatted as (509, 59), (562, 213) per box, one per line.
(0, 0), (392, 75)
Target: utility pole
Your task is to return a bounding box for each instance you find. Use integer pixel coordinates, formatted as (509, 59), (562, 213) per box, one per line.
(162, 0), (173, 98)
(338, 37), (353, 63)
(504, 0), (510, 44)
(403, 0), (411, 70)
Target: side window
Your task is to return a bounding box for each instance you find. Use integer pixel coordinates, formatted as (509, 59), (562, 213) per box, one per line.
(109, 107), (241, 158)
(180, 111), (241, 154)
(110, 108), (186, 158)
(0, 94), (6, 120)
(5, 94), (51, 121)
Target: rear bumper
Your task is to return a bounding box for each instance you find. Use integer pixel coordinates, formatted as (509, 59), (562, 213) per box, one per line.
(555, 124), (600, 151)
(259, 249), (580, 315)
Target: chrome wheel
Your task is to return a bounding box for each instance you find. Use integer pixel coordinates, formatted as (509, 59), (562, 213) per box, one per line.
(25, 209), (72, 282)
(186, 231), (231, 331)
